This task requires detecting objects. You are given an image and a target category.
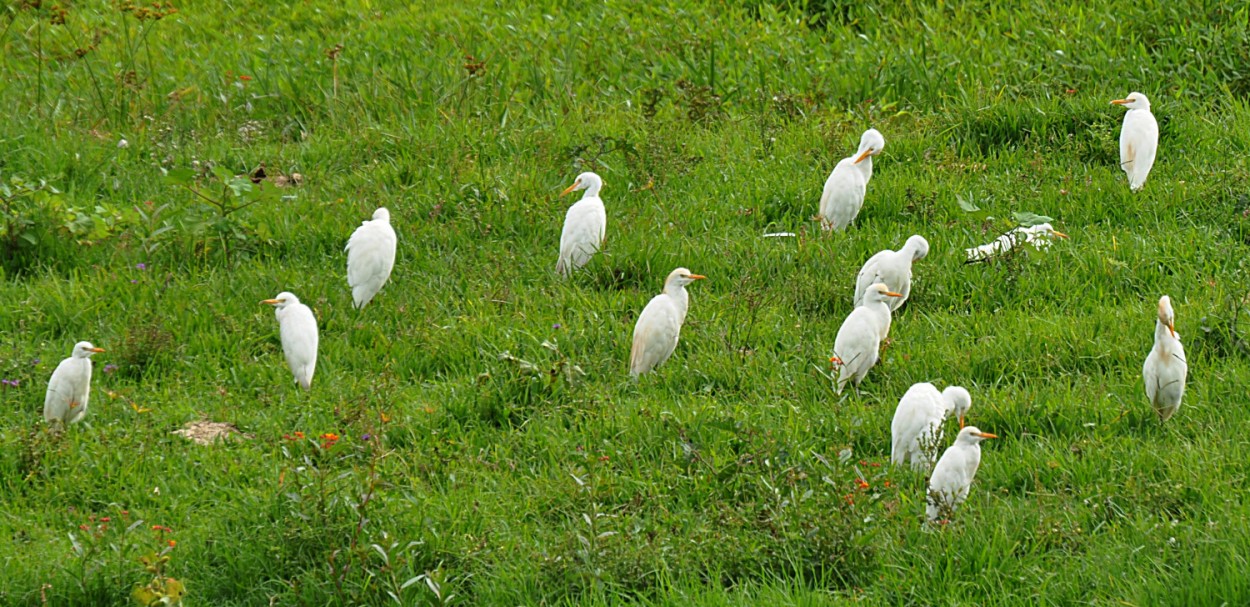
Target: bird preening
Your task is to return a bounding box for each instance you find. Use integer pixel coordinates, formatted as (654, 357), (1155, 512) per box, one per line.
(855, 234), (929, 311)
(1143, 295), (1187, 422)
(818, 128), (885, 231)
(891, 383), (972, 472)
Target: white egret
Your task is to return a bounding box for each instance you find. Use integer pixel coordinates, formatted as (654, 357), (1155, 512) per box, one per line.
(818, 128), (885, 231)
(261, 292), (319, 390)
(926, 426), (997, 522)
(831, 283), (900, 394)
(891, 383), (972, 472)
(629, 268), (705, 376)
(1143, 295), (1187, 421)
(965, 223), (1068, 263)
(854, 234), (929, 311)
(43, 341), (105, 426)
(345, 207), (397, 310)
(556, 172), (606, 278)
(1112, 92), (1158, 191)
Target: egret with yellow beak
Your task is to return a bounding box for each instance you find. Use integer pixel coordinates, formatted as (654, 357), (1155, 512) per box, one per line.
(262, 292), (319, 390)
(831, 282), (900, 394)
(818, 128), (884, 230)
(891, 383), (972, 472)
(927, 426), (998, 522)
(556, 172), (606, 278)
(1112, 92), (1158, 191)
(1143, 295), (1187, 421)
(629, 268), (705, 376)
(44, 341), (106, 426)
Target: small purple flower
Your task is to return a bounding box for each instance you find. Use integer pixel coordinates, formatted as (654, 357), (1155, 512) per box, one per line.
(136, 263), (147, 270)
(360, 433), (372, 441)
(1, 379), (18, 387)
(32, 358), (40, 365)
(553, 323), (562, 330)
(103, 364), (118, 374)
(130, 280), (138, 284)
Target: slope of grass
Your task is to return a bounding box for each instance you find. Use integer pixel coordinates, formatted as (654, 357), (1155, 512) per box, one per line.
(1, 0), (1249, 605)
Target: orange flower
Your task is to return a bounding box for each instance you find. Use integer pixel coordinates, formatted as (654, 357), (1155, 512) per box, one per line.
(319, 433), (339, 441)
(168, 540), (176, 547)
(239, 75), (253, 81)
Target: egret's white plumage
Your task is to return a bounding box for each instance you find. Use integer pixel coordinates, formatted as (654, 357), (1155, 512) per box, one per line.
(1112, 92), (1158, 192)
(926, 426), (997, 522)
(964, 223), (1068, 262)
(1143, 295), (1187, 422)
(629, 268), (705, 376)
(43, 341), (105, 426)
(262, 292), (319, 390)
(891, 383), (972, 472)
(818, 129), (885, 231)
(345, 207), (397, 310)
(854, 234), (929, 311)
(556, 172), (606, 278)
(831, 283), (900, 394)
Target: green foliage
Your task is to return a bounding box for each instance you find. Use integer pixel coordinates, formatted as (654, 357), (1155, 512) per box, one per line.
(0, 1), (1249, 606)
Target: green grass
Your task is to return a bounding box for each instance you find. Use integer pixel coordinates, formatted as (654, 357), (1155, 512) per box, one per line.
(2, 0), (1250, 604)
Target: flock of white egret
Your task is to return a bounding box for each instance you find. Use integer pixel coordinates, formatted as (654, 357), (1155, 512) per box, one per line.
(40, 92), (1176, 523)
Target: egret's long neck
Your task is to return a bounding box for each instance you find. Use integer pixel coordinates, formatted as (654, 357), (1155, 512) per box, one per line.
(665, 284), (690, 324)
(857, 155), (874, 183)
(583, 181), (603, 199)
(1154, 319), (1179, 352)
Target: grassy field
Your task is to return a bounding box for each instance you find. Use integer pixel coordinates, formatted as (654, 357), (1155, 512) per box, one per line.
(2, 0), (1250, 604)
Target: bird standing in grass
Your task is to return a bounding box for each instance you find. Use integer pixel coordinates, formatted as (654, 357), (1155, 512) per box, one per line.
(818, 128), (885, 231)
(345, 207), (397, 310)
(262, 292), (319, 390)
(1143, 295), (1187, 421)
(831, 283), (901, 394)
(927, 426), (997, 522)
(44, 341), (105, 426)
(891, 383), (972, 472)
(1112, 92), (1158, 191)
(629, 268), (705, 376)
(854, 234), (929, 311)
(556, 172), (606, 278)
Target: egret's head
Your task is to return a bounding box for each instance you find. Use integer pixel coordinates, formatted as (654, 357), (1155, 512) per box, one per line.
(942, 386), (972, 429)
(372, 207), (390, 222)
(1111, 92), (1150, 110)
(853, 128), (886, 163)
(905, 235), (930, 261)
(1027, 223), (1068, 240)
(956, 425), (998, 445)
(664, 267), (706, 290)
(72, 341), (106, 358)
(261, 292), (300, 309)
(1157, 295), (1176, 338)
(865, 282), (903, 305)
(561, 172), (603, 197)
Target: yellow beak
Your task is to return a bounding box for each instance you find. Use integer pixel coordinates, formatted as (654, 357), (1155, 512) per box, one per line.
(1167, 322), (1176, 338)
(1051, 230), (1069, 239)
(561, 180), (581, 197)
(688, 274), (707, 280)
(958, 415), (966, 429)
(975, 432), (999, 439)
(90, 347), (106, 353)
(884, 291), (903, 297)
(1110, 99), (1130, 105)
(261, 299), (282, 305)
(853, 149), (873, 164)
